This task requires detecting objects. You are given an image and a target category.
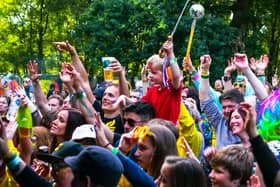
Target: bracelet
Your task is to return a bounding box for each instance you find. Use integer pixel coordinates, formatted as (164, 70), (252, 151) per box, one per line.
(103, 143), (111, 148)
(168, 57), (177, 65)
(111, 147), (119, 155)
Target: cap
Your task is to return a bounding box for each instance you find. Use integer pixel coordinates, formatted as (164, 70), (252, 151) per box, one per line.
(64, 145), (123, 187)
(36, 141), (84, 163)
(71, 124), (96, 141)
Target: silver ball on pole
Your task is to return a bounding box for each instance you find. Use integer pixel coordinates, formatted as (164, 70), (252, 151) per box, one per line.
(189, 4), (205, 19)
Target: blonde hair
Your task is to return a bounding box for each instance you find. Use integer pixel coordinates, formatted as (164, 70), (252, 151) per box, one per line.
(146, 54), (164, 71)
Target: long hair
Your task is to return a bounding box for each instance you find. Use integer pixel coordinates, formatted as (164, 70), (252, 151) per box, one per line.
(147, 124), (178, 178)
(50, 109), (86, 152)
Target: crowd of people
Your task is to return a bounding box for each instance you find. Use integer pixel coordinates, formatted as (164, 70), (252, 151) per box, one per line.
(0, 36), (279, 187)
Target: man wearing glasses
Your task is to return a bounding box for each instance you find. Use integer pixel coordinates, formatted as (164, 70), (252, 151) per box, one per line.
(122, 101), (155, 133)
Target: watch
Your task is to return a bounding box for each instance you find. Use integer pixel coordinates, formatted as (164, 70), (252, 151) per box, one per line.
(223, 76), (231, 82)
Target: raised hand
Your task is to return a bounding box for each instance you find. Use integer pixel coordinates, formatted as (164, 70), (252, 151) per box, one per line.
(233, 53), (249, 71)
(27, 60), (42, 81)
(203, 146), (216, 162)
(181, 137), (200, 163)
(254, 55), (269, 75)
(246, 174), (261, 187)
(224, 57), (236, 76)
(182, 56), (195, 72)
(15, 86), (28, 106)
(111, 95), (127, 110)
(239, 102), (258, 138)
(199, 54), (211, 73)
(161, 36), (174, 58)
(59, 62), (72, 83)
(52, 40), (76, 54)
(118, 130), (137, 154)
(109, 58), (124, 74)
(141, 63), (148, 82)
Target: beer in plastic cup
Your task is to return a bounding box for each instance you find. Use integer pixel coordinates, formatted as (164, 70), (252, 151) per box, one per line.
(102, 57), (114, 82)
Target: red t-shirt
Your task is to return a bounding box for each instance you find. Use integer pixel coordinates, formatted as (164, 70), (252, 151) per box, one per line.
(142, 83), (182, 124)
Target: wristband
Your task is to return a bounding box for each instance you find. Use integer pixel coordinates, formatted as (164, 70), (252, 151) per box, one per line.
(76, 91), (85, 99)
(6, 155), (22, 169)
(71, 90), (86, 101)
(201, 74), (209, 79)
(258, 76), (265, 82)
(111, 147), (119, 155)
(200, 71), (209, 76)
(168, 57), (177, 65)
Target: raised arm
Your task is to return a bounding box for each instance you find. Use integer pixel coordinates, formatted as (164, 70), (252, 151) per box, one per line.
(250, 54), (269, 84)
(233, 53), (268, 101)
(182, 56), (200, 89)
(53, 41), (96, 104)
(240, 102), (280, 187)
(162, 36), (181, 90)
(27, 60), (50, 116)
(198, 55), (212, 101)
(109, 57), (130, 96)
(223, 57), (236, 92)
(59, 62), (97, 124)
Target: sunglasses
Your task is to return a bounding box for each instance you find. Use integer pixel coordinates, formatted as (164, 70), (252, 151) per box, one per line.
(233, 82), (246, 88)
(123, 118), (145, 127)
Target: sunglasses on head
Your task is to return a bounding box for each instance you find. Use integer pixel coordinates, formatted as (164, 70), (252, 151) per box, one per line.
(233, 82), (246, 88)
(123, 118), (145, 127)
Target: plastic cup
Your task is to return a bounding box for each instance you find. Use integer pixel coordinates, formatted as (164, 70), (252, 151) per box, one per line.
(103, 68), (113, 82)
(102, 57), (114, 82)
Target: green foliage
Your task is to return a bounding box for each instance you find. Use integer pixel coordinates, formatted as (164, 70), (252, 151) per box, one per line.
(71, 0), (167, 79)
(0, 0), (278, 83)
